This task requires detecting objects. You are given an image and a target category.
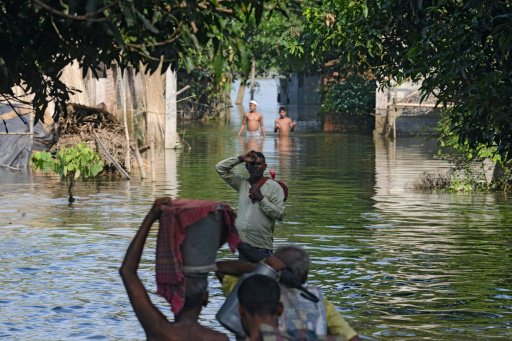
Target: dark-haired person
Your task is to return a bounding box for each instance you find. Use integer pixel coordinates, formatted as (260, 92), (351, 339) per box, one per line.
(216, 151), (285, 260)
(274, 106), (296, 137)
(238, 275), (345, 341)
(238, 274), (286, 340)
(217, 245), (360, 341)
(119, 198), (228, 341)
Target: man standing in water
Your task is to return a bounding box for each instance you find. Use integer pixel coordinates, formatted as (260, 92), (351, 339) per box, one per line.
(238, 100), (266, 137)
(216, 151), (285, 260)
(274, 106), (296, 136)
(119, 198), (228, 341)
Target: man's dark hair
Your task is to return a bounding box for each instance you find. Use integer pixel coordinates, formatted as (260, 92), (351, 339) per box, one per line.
(274, 246), (310, 284)
(238, 275), (280, 316)
(181, 274), (208, 312)
(279, 106), (287, 112)
(252, 151), (265, 163)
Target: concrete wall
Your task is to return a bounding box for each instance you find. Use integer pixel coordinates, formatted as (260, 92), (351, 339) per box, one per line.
(278, 73), (322, 106)
(374, 80), (440, 136)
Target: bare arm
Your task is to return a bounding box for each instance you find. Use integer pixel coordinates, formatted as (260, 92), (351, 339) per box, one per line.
(215, 260), (256, 281)
(290, 119), (296, 132)
(238, 114), (247, 136)
(119, 198), (172, 339)
(216, 257), (285, 280)
(259, 113), (265, 136)
(274, 119), (280, 133)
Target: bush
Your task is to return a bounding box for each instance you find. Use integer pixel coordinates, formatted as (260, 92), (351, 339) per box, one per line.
(32, 144), (104, 203)
(320, 76), (376, 117)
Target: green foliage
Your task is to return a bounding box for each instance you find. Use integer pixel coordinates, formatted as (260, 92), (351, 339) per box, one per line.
(295, 1), (512, 167)
(436, 114), (512, 191)
(176, 3), (304, 119)
(0, 0), (291, 122)
(241, 9), (310, 75)
(177, 43), (234, 120)
(320, 76), (375, 116)
(32, 144), (104, 180)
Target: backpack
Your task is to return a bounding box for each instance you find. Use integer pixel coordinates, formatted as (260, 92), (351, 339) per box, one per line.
(267, 168), (288, 202)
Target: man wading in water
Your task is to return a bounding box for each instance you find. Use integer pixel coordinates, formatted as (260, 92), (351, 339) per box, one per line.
(238, 100), (266, 137)
(216, 151), (285, 260)
(120, 198), (228, 341)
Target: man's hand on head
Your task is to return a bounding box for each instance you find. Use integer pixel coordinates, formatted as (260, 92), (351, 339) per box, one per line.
(238, 151), (257, 164)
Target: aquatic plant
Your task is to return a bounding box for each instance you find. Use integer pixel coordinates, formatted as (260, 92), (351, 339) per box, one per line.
(32, 144), (104, 203)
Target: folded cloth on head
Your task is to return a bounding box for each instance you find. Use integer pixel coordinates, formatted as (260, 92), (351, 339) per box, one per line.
(155, 199), (240, 315)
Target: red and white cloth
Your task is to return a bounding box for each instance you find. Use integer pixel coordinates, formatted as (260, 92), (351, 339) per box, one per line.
(155, 199), (240, 315)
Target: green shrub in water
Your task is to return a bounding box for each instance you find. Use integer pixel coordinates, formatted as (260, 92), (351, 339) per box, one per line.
(32, 144), (104, 203)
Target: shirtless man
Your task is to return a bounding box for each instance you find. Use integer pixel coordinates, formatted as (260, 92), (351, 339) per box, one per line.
(119, 198), (228, 341)
(274, 106), (296, 136)
(238, 100), (265, 137)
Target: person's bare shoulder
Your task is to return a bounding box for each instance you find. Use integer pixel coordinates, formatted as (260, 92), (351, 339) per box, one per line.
(156, 323), (228, 341)
(193, 327), (229, 341)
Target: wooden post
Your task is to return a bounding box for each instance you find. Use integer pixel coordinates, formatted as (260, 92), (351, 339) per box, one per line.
(151, 138), (156, 182)
(131, 144), (146, 179)
(29, 111), (34, 145)
(120, 70), (132, 173)
(93, 132), (131, 180)
(165, 67), (177, 149)
(392, 98), (397, 140)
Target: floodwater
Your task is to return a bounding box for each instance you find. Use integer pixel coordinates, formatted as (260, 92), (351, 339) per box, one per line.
(1, 79), (511, 340)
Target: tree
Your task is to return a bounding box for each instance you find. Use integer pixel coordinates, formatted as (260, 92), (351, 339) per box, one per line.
(295, 1), (512, 168)
(0, 0), (288, 122)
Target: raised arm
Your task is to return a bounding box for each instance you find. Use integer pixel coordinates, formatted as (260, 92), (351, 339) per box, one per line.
(274, 119), (280, 133)
(119, 198), (173, 339)
(215, 156), (246, 191)
(290, 120), (296, 132)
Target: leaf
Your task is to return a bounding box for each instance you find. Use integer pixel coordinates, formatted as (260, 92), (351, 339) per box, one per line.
(135, 10), (160, 34)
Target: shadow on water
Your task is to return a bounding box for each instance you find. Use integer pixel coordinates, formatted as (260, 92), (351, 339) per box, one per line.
(1, 79), (512, 339)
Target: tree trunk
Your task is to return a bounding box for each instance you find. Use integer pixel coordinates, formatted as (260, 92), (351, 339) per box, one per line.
(249, 59), (256, 100)
(235, 78), (246, 105)
(68, 172), (75, 204)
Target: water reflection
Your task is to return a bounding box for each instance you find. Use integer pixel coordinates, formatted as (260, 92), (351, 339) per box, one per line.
(164, 149), (180, 198)
(238, 135), (265, 153)
(1, 82), (512, 339)
(274, 136), (293, 180)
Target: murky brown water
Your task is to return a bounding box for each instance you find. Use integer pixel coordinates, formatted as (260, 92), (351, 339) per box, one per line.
(1, 79), (511, 340)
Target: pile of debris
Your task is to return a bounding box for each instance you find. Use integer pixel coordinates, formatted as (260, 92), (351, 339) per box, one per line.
(52, 103), (130, 174)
